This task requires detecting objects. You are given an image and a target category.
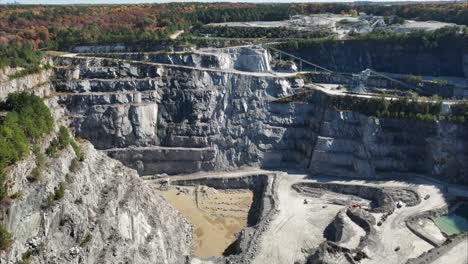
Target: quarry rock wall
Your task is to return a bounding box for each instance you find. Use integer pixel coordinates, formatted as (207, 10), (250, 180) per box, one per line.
(53, 56), (316, 175)
(281, 41), (466, 78)
(53, 56), (468, 184)
(300, 72), (460, 99)
(93, 46), (272, 73)
(0, 69), (53, 101)
(463, 53), (468, 78)
(308, 103), (468, 184)
(0, 76), (193, 264)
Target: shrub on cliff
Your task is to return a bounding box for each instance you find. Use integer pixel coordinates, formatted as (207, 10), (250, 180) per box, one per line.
(3, 92), (54, 141)
(0, 112), (30, 164)
(69, 157), (80, 173)
(0, 93), (54, 200)
(0, 224), (13, 251)
(0, 170), (7, 201)
(70, 140), (83, 161)
(47, 126), (71, 156)
(58, 126), (71, 148)
(54, 182), (65, 201)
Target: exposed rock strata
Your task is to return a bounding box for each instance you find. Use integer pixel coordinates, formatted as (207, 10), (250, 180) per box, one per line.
(281, 42), (467, 78)
(93, 47), (272, 73)
(0, 69), (53, 100)
(52, 56), (468, 184)
(0, 141), (192, 264)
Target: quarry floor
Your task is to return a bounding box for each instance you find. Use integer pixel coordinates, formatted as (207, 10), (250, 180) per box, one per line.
(432, 238), (468, 264)
(148, 169), (468, 264)
(162, 187), (252, 256)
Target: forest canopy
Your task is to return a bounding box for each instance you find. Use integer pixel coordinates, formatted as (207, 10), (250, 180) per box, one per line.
(0, 2), (466, 49)
(0, 3), (467, 68)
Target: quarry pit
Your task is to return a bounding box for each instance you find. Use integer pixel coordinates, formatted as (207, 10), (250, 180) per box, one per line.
(51, 44), (468, 264)
(1, 35), (467, 264)
(150, 170), (468, 264)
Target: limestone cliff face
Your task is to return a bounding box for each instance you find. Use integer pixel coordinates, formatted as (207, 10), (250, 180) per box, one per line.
(463, 53), (468, 78)
(53, 56), (313, 175)
(93, 47), (272, 73)
(0, 141), (192, 264)
(0, 69), (53, 100)
(280, 41), (466, 78)
(0, 74), (193, 263)
(53, 56), (467, 184)
(308, 99), (468, 184)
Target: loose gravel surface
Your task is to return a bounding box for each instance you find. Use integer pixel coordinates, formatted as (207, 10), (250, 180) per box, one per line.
(154, 169), (468, 264)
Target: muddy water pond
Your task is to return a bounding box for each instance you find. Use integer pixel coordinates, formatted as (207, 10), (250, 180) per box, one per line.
(163, 186), (253, 256)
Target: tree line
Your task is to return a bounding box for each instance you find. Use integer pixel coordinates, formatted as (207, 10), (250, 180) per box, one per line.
(191, 25), (331, 39)
(1, 3), (467, 50)
(276, 26), (468, 52)
(0, 3), (467, 68)
(328, 95), (467, 124)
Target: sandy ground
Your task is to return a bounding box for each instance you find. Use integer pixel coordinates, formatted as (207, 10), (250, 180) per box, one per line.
(359, 181), (443, 264)
(432, 238), (468, 264)
(396, 20), (456, 31)
(151, 169), (468, 263)
(162, 186), (252, 257)
(254, 174), (468, 264)
(339, 213), (366, 249)
(253, 173), (346, 264)
(413, 218), (446, 245)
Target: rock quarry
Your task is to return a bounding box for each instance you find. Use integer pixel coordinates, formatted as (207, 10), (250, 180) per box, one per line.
(0, 45), (467, 264)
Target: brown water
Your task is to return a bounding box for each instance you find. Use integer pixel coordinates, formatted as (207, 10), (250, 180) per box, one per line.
(163, 187), (253, 256)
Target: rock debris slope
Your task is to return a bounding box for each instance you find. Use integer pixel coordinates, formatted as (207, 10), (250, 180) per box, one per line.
(1, 140), (192, 264)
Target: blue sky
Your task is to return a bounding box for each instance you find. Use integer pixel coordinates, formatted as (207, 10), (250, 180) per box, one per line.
(9, 0), (453, 5)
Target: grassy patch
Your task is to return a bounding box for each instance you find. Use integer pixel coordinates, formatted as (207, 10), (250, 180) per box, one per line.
(80, 233), (92, 247)
(8, 65), (43, 80)
(47, 126), (71, 157)
(70, 140), (83, 161)
(21, 249), (32, 264)
(46, 182), (66, 208)
(69, 157), (80, 173)
(33, 144), (46, 168)
(28, 167), (42, 182)
(54, 182), (65, 201)
(0, 225), (13, 251)
(9, 191), (22, 199)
